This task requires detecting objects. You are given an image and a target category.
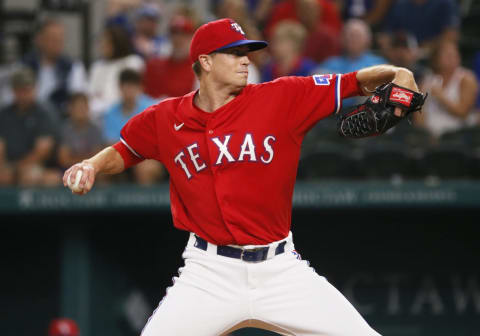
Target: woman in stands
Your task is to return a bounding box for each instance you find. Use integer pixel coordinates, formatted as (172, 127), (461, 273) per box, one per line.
(415, 40), (478, 137)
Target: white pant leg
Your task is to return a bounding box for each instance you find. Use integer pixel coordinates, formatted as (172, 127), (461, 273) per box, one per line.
(250, 250), (381, 336)
(141, 246), (249, 336)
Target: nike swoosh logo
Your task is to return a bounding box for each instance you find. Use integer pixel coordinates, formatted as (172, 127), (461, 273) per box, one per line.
(174, 123), (184, 131)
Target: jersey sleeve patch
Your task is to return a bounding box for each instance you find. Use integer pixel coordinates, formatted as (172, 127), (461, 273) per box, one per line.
(313, 74), (333, 86)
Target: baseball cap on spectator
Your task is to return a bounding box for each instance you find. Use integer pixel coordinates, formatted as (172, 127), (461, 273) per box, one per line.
(48, 318), (80, 336)
(135, 3), (160, 20)
(170, 15), (195, 34)
(190, 18), (267, 64)
(10, 67), (35, 88)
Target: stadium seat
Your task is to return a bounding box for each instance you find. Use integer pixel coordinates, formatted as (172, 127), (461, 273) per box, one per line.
(439, 128), (470, 146)
(388, 123), (433, 148)
(463, 126), (480, 147)
(414, 128), (474, 179)
(361, 143), (414, 179)
(462, 126), (480, 178)
(419, 145), (471, 179)
(297, 143), (361, 180)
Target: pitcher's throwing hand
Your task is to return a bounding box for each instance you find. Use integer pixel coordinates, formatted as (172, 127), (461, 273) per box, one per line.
(63, 162), (95, 194)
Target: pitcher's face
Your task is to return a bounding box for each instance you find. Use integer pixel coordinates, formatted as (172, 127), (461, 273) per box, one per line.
(209, 46), (251, 87)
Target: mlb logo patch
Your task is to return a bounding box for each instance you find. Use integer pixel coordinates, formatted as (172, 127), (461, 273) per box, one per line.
(389, 87), (413, 107)
(230, 22), (245, 36)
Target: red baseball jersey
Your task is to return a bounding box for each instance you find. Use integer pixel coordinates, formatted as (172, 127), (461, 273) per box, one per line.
(114, 72), (362, 245)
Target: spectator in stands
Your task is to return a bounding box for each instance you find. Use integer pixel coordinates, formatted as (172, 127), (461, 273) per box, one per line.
(143, 15), (197, 99)
(0, 35), (22, 107)
(271, 0), (341, 63)
(132, 3), (172, 59)
(316, 19), (385, 73)
(265, 0), (343, 38)
(249, 0), (276, 29)
(314, 19), (385, 105)
(22, 18), (88, 118)
(212, 0), (274, 29)
(104, 0), (142, 32)
(380, 0), (460, 56)
(414, 41), (479, 137)
(260, 21), (316, 82)
(0, 68), (59, 186)
(104, 68), (163, 185)
(303, 25), (341, 64)
(104, 69), (155, 144)
(58, 93), (104, 170)
(215, 0), (262, 38)
(387, 32), (426, 84)
(89, 25), (144, 123)
(340, 0), (394, 30)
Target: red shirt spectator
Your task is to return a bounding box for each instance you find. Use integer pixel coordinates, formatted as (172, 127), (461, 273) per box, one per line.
(143, 16), (196, 98)
(265, 0), (343, 38)
(143, 57), (195, 98)
(303, 24), (341, 63)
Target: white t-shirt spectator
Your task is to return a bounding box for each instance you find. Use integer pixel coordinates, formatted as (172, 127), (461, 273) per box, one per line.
(422, 68), (477, 137)
(88, 54), (144, 123)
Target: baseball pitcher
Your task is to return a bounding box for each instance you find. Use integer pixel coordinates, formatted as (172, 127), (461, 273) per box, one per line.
(64, 19), (426, 336)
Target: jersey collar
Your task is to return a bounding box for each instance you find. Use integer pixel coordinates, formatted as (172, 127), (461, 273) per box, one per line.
(178, 87), (250, 129)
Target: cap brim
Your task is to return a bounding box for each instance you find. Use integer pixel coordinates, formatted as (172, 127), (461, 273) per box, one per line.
(215, 39), (268, 53)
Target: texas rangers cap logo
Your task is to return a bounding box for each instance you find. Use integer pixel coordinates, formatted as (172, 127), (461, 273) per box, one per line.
(389, 87), (413, 107)
(230, 22), (245, 36)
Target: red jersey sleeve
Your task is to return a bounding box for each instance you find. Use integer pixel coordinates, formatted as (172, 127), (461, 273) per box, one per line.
(284, 71), (362, 141)
(112, 141), (143, 169)
(119, 104), (159, 161)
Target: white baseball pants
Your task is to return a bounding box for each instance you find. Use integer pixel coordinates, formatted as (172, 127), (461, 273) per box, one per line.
(140, 232), (381, 336)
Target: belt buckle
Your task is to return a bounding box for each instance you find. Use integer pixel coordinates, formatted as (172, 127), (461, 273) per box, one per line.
(240, 248), (253, 260)
(240, 247), (265, 262)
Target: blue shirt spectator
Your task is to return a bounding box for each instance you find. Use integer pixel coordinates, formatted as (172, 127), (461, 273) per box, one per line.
(103, 93), (155, 144)
(384, 0), (459, 45)
(313, 19), (386, 107)
(317, 52), (385, 75)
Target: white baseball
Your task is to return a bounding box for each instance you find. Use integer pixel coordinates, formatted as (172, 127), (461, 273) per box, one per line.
(69, 170), (83, 193)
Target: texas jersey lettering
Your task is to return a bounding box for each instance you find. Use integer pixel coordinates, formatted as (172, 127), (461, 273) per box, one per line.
(174, 134), (276, 179)
(115, 72), (361, 245)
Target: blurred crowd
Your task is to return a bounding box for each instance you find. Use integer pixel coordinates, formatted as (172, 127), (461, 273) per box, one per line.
(0, 0), (479, 187)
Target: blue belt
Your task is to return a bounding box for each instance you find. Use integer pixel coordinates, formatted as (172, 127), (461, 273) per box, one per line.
(194, 235), (287, 262)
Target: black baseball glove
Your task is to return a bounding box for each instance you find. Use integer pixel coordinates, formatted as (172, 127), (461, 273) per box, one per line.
(337, 83), (427, 138)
